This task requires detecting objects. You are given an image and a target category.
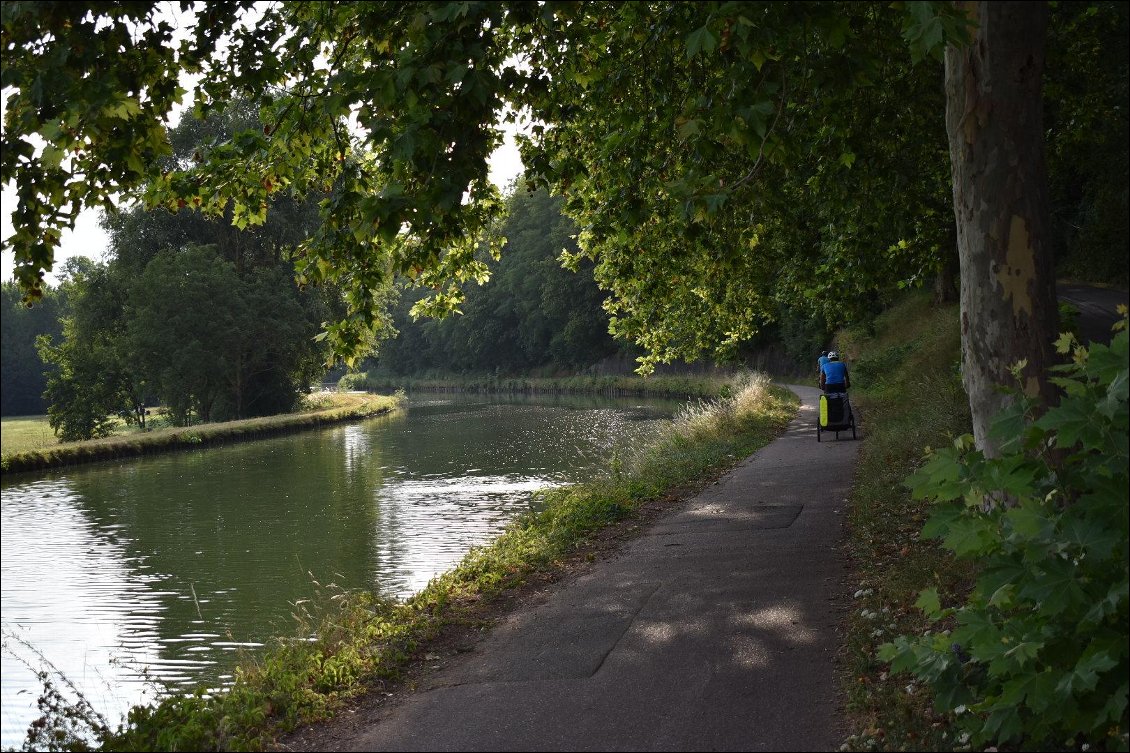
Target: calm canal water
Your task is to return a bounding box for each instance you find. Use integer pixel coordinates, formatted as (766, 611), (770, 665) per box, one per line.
(0, 392), (680, 747)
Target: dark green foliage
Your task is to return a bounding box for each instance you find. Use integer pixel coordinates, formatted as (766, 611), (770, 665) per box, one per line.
(851, 341), (921, 390)
(881, 317), (1130, 749)
(36, 259), (142, 441)
(375, 188), (624, 375)
(32, 104), (341, 439)
(128, 245), (326, 424)
(1059, 301), (1083, 342)
(38, 242), (333, 436)
(1, 282), (65, 416)
(1046, 2), (1130, 286)
(774, 308), (836, 377)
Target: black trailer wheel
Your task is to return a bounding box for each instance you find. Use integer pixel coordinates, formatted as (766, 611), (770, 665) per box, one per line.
(817, 424), (822, 442)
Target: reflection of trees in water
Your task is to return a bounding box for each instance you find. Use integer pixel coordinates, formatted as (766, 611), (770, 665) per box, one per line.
(1, 396), (675, 727)
(39, 427), (391, 694)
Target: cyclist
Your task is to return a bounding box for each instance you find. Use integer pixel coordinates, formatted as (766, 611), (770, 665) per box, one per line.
(819, 351), (850, 393)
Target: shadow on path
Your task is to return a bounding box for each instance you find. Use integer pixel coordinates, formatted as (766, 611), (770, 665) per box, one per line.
(318, 385), (859, 752)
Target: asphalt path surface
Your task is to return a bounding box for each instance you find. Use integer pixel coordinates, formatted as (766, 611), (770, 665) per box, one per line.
(284, 285), (1125, 752)
(313, 385), (857, 752)
(1056, 283), (1129, 346)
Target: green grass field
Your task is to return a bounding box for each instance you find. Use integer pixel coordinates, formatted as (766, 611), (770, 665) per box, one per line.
(1, 412), (172, 455)
(1, 415), (59, 455)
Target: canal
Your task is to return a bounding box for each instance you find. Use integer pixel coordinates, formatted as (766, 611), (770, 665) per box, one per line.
(0, 392), (681, 748)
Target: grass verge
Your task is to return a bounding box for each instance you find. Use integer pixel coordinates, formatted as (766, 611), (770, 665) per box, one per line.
(0, 393), (401, 476)
(835, 292), (975, 751)
(21, 372), (796, 752)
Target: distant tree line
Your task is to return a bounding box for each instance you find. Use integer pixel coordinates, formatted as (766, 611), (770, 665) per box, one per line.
(1, 283), (65, 416)
(19, 104), (342, 440)
(371, 186), (836, 378)
(371, 187), (627, 376)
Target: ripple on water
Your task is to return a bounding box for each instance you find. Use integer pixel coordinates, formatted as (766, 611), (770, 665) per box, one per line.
(1, 395), (676, 748)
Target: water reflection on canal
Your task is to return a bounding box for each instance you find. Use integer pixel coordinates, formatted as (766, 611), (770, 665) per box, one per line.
(0, 393), (679, 747)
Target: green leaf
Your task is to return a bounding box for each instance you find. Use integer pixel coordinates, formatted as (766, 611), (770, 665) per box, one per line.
(686, 25), (718, 59)
(1062, 514), (1120, 561)
(1003, 640), (1043, 668)
(677, 118), (703, 140)
(987, 583), (1015, 608)
(1056, 646), (1119, 696)
(906, 447), (967, 501)
(1082, 580), (1128, 625)
(1093, 682), (1129, 728)
(914, 587), (943, 620)
(41, 145), (66, 168)
(1003, 498), (1050, 541)
(942, 515), (996, 557)
(1017, 558), (1086, 616)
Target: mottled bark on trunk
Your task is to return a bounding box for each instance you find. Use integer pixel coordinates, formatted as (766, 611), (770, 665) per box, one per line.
(945, 1), (1059, 455)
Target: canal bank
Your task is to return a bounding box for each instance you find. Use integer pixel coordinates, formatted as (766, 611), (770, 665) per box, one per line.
(5, 381), (795, 751)
(0, 393), (400, 475)
(5, 374), (795, 751)
(281, 384), (854, 752)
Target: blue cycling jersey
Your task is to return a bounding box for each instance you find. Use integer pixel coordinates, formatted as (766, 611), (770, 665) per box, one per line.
(821, 360), (847, 385)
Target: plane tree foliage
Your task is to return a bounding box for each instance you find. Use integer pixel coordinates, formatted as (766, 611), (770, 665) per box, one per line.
(512, 1), (959, 364)
(1, 0), (961, 366)
(2, 1), (1112, 440)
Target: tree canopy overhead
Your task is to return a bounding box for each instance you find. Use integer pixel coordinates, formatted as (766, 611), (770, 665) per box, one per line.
(2, 1), (967, 362)
(5, 5), (1126, 745)
(5, 1), (1109, 452)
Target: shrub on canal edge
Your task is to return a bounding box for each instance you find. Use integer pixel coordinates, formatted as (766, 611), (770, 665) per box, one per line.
(11, 372), (797, 752)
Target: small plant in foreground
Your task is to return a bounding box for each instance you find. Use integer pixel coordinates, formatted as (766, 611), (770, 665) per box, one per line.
(881, 312), (1129, 750)
(2, 634), (112, 752)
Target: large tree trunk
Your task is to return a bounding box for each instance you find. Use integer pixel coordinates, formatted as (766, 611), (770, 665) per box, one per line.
(945, 1), (1059, 456)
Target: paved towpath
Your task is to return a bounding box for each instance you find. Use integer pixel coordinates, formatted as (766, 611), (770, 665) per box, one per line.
(1056, 283), (1129, 347)
(303, 384), (859, 752)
